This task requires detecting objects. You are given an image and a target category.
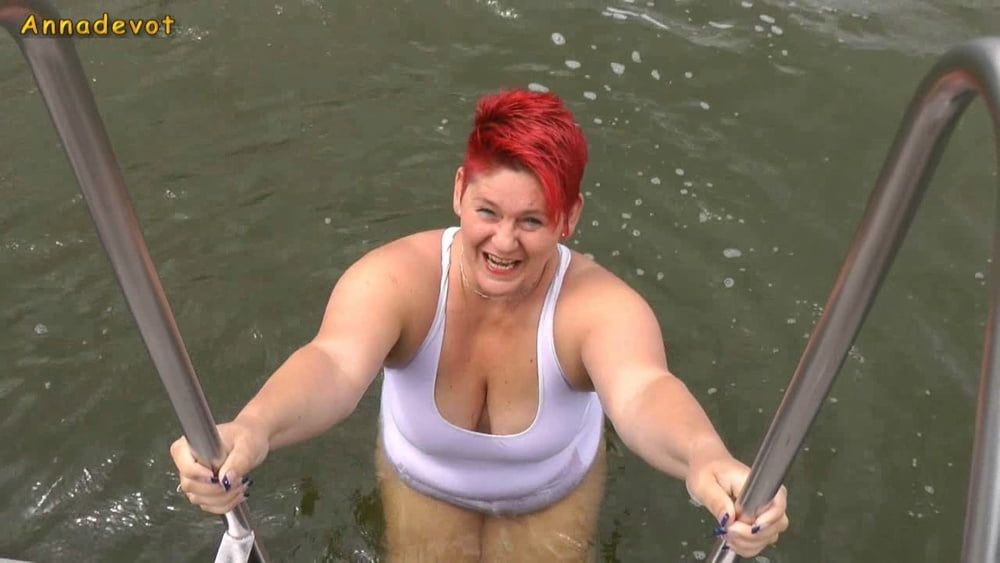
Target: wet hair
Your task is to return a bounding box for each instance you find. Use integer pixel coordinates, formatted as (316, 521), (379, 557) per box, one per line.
(461, 90), (588, 227)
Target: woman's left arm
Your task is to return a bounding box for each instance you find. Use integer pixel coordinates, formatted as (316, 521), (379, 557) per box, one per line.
(579, 279), (788, 556)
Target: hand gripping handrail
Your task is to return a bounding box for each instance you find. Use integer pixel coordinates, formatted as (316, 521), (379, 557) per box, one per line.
(708, 37), (1000, 562)
(0, 2), (268, 561)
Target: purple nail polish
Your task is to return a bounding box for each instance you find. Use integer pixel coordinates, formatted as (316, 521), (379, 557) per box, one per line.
(720, 512), (730, 527)
(210, 476), (219, 484)
(222, 475), (231, 492)
(712, 527), (727, 537)
(752, 525), (762, 535)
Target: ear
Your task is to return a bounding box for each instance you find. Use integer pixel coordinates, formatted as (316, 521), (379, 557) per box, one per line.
(453, 166), (466, 218)
(561, 193), (585, 239)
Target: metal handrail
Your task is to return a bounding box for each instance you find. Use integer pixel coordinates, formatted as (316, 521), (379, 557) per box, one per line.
(0, 2), (268, 561)
(708, 37), (1000, 562)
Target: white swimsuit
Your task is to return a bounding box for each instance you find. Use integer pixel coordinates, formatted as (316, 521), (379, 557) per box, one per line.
(379, 227), (604, 515)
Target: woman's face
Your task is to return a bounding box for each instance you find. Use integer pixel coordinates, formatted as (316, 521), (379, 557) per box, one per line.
(452, 166), (581, 301)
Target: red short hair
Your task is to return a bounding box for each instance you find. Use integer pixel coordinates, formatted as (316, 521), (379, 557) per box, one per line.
(461, 90), (588, 227)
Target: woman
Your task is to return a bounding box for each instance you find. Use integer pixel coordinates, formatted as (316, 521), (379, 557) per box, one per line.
(171, 90), (789, 561)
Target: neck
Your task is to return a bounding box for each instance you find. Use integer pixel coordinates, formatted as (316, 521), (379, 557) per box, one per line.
(457, 245), (554, 305)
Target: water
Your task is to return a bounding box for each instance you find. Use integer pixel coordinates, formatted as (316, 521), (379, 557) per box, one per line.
(2, 1), (999, 560)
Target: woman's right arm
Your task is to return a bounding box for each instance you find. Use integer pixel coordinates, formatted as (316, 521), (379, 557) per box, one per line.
(171, 242), (409, 513)
(235, 243), (407, 449)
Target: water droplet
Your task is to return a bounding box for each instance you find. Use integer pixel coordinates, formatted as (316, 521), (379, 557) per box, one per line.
(583, 91), (597, 100)
(611, 62), (625, 75)
(527, 83), (549, 93)
(631, 50), (642, 63)
(551, 32), (566, 45)
(707, 387), (717, 395)
(565, 60), (581, 69)
(771, 25), (783, 35)
(34, 323), (48, 335)
(699, 101), (711, 110)
(723, 248), (742, 258)
(723, 278), (735, 288)
(675, 168), (685, 176)
(684, 71), (693, 79)
(650, 69), (660, 80)
(760, 14), (776, 24)
(924, 485), (935, 495)
(324, 217), (332, 224)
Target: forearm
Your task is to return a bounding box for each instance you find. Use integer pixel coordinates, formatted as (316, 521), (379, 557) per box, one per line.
(613, 375), (731, 479)
(234, 342), (366, 450)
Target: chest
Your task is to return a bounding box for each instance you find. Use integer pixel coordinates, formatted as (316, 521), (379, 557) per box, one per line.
(434, 304), (544, 435)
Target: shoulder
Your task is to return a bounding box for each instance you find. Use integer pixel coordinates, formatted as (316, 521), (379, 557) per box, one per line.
(553, 250), (664, 389)
(560, 249), (653, 316)
(355, 229), (446, 271)
(324, 229), (447, 315)
(342, 229), (446, 291)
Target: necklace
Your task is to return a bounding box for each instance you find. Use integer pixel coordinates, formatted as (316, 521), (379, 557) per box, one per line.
(458, 247), (497, 300)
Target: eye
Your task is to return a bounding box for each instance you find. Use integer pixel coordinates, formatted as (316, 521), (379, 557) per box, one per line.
(476, 208), (497, 218)
(521, 217), (545, 229)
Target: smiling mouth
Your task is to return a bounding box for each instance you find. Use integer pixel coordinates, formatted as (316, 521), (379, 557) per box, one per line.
(483, 252), (521, 272)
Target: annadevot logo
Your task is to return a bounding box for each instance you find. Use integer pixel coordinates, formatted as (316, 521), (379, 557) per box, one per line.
(19, 13), (176, 37)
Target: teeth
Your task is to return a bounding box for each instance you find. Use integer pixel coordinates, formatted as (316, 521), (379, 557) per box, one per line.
(486, 253), (517, 270)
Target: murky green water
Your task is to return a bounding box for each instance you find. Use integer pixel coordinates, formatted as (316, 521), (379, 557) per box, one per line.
(2, 1), (1000, 561)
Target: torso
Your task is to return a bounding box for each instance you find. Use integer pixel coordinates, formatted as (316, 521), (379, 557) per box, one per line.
(383, 229), (597, 435)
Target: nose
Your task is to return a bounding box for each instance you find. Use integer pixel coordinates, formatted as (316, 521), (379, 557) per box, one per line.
(491, 221), (519, 254)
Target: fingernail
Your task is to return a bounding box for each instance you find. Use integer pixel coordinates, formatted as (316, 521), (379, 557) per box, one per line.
(210, 476), (219, 484)
(721, 544), (730, 552)
(719, 512), (730, 527)
(752, 525), (762, 535)
(222, 475), (231, 492)
(712, 527), (727, 537)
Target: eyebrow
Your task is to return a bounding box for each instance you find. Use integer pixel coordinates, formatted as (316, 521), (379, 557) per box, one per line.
(473, 196), (546, 216)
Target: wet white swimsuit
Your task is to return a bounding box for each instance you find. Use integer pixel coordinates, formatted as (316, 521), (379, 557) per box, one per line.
(379, 227), (604, 515)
